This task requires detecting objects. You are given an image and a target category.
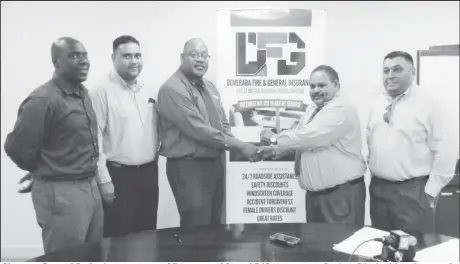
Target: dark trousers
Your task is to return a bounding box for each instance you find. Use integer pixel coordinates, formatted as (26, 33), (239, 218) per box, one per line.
(306, 177), (366, 226)
(166, 157), (224, 229)
(31, 176), (103, 254)
(370, 175), (434, 235)
(103, 160), (159, 238)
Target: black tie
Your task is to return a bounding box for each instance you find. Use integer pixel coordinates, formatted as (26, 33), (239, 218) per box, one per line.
(195, 80), (223, 132)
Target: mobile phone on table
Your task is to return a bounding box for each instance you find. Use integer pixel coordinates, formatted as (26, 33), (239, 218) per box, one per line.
(269, 233), (300, 247)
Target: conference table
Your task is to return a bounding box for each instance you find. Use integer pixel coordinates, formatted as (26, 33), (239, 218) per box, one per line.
(29, 223), (454, 262)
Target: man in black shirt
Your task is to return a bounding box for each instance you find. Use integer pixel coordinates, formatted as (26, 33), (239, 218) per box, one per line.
(4, 37), (103, 254)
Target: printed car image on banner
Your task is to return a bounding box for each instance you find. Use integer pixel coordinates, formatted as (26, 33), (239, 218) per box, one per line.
(217, 8), (326, 224)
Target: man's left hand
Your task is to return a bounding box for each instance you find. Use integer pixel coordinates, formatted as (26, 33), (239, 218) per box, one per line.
(18, 173), (34, 193)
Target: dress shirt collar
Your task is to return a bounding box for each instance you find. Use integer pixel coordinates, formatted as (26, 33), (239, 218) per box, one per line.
(52, 73), (87, 97)
(109, 69), (144, 92)
(384, 82), (416, 102)
(176, 68), (204, 87)
(313, 88), (343, 111)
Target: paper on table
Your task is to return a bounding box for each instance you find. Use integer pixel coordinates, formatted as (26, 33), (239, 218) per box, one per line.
(414, 238), (460, 262)
(333, 226), (389, 258)
(231, 126), (264, 143)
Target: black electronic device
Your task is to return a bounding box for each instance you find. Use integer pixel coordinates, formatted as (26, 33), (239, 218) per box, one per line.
(269, 233), (300, 247)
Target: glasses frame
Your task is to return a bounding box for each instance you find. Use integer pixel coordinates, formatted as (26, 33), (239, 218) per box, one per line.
(188, 52), (211, 60)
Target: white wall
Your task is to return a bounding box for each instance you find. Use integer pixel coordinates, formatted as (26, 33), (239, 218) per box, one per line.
(1, 1), (458, 260)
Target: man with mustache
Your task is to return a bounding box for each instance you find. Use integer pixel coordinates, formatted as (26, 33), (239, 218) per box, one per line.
(258, 65), (367, 225)
(4, 37), (103, 253)
(367, 51), (454, 234)
(157, 38), (259, 228)
(89, 35), (159, 237)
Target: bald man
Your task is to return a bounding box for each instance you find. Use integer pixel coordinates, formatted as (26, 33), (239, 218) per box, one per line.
(157, 38), (260, 228)
(4, 37), (103, 254)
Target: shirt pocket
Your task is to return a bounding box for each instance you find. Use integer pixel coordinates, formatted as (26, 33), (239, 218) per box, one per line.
(83, 98), (98, 130)
(144, 101), (155, 123)
(57, 98), (92, 135)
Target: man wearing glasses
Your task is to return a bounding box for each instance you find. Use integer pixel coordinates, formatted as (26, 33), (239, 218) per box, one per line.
(157, 38), (259, 228)
(89, 35), (159, 237)
(366, 51), (454, 234)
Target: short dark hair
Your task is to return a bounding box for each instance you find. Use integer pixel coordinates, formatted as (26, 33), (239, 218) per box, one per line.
(51, 36), (81, 64)
(311, 65), (340, 83)
(383, 51), (414, 65)
(113, 35), (140, 52)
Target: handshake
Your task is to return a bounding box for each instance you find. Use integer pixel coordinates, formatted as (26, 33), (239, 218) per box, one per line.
(231, 128), (279, 162)
(239, 143), (277, 163)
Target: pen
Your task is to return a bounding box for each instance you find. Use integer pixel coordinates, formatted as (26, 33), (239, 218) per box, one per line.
(171, 233), (182, 243)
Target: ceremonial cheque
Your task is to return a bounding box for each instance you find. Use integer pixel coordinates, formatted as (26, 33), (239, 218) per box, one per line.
(2, 2), (459, 263)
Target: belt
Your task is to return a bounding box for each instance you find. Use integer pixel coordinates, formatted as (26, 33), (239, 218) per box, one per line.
(107, 160), (156, 169)
(168, 156), (218, 161)
(310, 177), (364, 195)
(373, 175), (429, 184)
(37, 174), (95, 182)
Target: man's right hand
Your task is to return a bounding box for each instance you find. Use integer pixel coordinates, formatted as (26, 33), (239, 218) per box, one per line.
(257, 145), (276, 161)
(224, 135), (261, 162)
(240, 143), (261, 162)
(98, 181), (115, 205)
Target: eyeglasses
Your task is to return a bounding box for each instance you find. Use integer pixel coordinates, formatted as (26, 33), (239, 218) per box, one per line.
(188, 52), (211, 60)
(383, 104), (392, 123)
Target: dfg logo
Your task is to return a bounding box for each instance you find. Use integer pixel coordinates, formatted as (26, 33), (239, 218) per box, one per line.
(236, 32), (306, 77)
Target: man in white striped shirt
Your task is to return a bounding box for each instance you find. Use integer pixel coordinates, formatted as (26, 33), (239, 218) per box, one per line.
(367, 51), (455, 234)
(259, 65), (367, 225)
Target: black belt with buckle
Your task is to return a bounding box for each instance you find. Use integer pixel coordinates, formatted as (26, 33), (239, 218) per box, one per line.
(107, 160), (155, 169)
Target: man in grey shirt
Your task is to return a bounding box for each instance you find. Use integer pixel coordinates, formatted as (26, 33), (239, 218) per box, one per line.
(5, 37), (102, 253)
(157, 38), (259, 228)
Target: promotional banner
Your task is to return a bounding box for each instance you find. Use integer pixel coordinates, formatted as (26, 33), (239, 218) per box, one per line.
(217, 8), (326, 224)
